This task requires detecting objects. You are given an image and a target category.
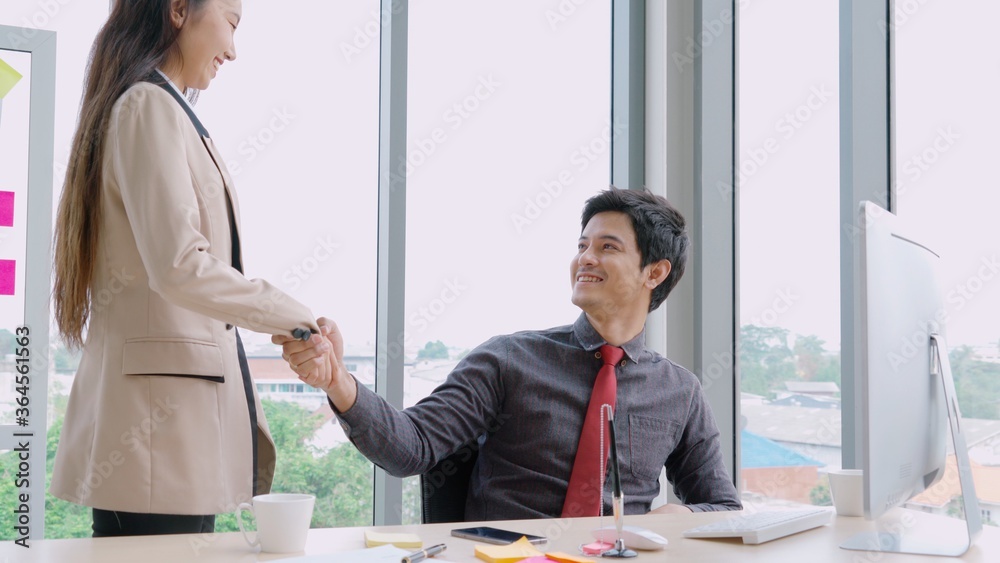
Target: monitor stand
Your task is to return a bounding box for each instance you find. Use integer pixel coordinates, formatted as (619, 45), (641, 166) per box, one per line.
(840, 334), (983, 556)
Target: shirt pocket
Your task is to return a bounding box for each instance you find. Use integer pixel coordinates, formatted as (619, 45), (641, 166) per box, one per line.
(628, 414), (681, 481)
(122, 337), (225, 383)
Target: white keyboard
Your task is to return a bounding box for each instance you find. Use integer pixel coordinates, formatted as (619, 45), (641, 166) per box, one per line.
(682, 508), (833, 544)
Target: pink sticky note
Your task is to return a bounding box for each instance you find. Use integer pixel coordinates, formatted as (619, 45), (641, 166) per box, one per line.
(0, 260), (14, 295)
(0, 191), (13, 227)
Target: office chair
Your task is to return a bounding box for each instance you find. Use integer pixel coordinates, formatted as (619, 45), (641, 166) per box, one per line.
(420, 441), (480, 524)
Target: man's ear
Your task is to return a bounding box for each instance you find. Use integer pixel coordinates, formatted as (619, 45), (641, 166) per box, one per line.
(169, 0), (188, 29)
(645, 259), (672, 290)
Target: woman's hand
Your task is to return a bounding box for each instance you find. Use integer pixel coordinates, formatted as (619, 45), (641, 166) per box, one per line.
(273, 317), (358, 411)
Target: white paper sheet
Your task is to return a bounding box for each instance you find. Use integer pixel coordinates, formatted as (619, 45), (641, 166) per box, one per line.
(274, 543), (457, 563)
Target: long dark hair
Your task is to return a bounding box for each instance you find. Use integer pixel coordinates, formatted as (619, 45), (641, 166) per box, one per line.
(53, 0), (207, 348)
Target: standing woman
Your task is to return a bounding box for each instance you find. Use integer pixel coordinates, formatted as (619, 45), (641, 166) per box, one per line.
(50, 0), (321, 536)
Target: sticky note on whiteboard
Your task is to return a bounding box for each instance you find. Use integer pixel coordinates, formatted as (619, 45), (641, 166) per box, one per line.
(0, 58), (23, 99)
(0, 259), (15, 295)
(0, 191), (13, 227)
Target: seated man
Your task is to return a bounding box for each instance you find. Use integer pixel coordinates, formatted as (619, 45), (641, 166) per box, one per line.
(277, 188), (741, 520)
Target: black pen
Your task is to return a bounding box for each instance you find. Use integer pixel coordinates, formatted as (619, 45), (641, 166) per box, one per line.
(292, 327), (315, 341)
(401, 543), (447, 563)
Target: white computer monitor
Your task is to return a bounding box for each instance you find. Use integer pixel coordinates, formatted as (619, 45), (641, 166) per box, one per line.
(841, 201), (981, 556)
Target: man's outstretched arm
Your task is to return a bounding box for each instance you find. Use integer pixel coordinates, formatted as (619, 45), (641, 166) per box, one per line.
(273, 319), (507, 478)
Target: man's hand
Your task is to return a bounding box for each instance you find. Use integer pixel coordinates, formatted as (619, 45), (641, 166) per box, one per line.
(272, 317), (358, 411)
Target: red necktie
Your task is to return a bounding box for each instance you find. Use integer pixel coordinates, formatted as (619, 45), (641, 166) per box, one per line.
(561, 344), (624, 517)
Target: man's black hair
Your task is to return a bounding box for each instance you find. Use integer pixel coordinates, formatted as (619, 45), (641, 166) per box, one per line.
(581, 187), (690, 311)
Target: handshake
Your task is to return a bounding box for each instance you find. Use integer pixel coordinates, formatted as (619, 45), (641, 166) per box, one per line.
(272, 317), (358, 411)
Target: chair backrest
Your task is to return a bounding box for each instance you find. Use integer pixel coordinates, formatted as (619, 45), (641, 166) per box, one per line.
(420, 442), (480, 524)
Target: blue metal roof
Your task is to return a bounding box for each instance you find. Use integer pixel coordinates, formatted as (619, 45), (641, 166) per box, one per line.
(741, 429), (823, 468)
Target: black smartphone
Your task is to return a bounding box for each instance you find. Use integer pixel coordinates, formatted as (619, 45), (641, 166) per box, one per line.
(450, 526), (548, 545)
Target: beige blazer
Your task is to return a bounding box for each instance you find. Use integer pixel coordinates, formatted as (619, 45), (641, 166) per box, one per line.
(50, 82), (319, 515)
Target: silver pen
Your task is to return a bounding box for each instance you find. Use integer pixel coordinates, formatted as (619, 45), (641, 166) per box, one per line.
(402, 543), (447, 563)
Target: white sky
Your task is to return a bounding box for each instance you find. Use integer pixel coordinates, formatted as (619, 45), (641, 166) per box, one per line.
(1, 0), (998, 358)
(739, 0), (1000, 352)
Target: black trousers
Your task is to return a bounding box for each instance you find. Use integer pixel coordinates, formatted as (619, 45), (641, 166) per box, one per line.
(92, 508), (215, 537)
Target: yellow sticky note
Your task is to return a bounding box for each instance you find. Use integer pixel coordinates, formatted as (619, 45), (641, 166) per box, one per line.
(363, 530), (423, 549)
(0, 58), (23, 99)
(474, 537), (544, 563)
(545, 553), (595, 563)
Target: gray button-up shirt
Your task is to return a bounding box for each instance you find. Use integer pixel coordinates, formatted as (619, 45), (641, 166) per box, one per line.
(336, 313), (741, 520)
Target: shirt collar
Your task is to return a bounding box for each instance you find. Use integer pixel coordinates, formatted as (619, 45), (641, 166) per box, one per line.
(155, 69), (197, 112)
(572, 312), (645, 364)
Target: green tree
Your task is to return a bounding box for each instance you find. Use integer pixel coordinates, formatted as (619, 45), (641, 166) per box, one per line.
(794, 335), (827, 381)
(809, 480), (832, 507)
(417, 341), (449, 360)
(0, 328), (16, 356)
(739, 325), (796, 397)
(0, 392), (91, 540)
(812, 354), (841, 388)
(3, 394), (377, 539)
(43, 397), (92, 539)
(950, 346), (1000, 420)
(215, 400), (375, 532)
(52, 344), (81, 372)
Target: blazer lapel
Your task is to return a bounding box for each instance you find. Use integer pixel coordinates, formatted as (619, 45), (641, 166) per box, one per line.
(145, 75), (245, 273)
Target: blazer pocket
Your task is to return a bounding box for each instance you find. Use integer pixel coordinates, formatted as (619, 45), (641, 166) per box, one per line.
(628, 414), (681, 481)
(123, 337), (225, 383)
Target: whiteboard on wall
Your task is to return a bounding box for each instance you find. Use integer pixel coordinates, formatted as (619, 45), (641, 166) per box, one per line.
(0, 24), (56, 542)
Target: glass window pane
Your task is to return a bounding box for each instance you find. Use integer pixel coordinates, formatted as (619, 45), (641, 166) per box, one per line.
(894, 0), (1000, 526)
(201, 0), (380, 529)
(403, 0), (611, 523)
(737, 0), (841, 509)
(0, 0), (111, 539)
(0, 0), (381, 537)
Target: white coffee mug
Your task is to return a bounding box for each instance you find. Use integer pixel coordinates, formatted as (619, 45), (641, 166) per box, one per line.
(827, 469), (864, 517)
(236, 493), (315, 553)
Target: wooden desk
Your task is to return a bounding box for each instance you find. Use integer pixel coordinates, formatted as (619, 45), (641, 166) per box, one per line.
(2, 509), (998, 562)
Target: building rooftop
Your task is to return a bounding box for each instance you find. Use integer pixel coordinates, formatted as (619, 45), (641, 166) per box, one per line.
(247, 358), (299, 381)
(908, 455), (1000, 507)
(742, 403), (842, 447)
(743, 403), (1000, 453)
(784, 381), (840, 394)
(742, 430), (823, 468)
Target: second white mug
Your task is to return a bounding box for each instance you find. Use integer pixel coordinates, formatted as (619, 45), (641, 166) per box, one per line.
(827, 469), (864, 517)
(236, 493), (315, 553)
